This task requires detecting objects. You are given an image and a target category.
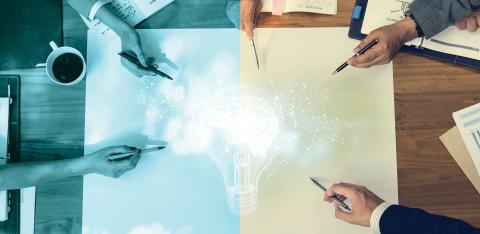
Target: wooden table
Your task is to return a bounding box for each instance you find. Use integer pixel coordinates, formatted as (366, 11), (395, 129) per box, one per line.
(6, 0), (480, 233)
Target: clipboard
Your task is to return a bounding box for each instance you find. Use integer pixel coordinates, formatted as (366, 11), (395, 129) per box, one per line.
(0, 75), (21, 230)
(348, 0), (480, 70)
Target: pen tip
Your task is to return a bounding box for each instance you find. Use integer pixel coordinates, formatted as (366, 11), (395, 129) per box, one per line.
(331, 71), (337, 76)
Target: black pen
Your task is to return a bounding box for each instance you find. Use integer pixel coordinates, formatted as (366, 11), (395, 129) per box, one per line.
(332, 39), (379, 75)
(107, 146), (166, 161)
(118, 52), (173, 80)
(310, 177), (352, 212)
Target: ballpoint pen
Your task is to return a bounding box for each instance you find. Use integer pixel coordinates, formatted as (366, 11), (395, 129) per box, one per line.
(250, 0), (260, 70)
(118, 52), (173, 80)
(310, 177), (352, 212)
(107, 146), (166, 161)
(332, 39), (379, 75)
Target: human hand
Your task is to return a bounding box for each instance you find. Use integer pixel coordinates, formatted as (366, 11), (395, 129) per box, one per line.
(85, 145), (141, 178)
(349, 17), (418, 68)
(240, 0), (262, 39)
(323, 183), (384, 227)
(455, 11), (480, 32)
(119, 29), (156, 77)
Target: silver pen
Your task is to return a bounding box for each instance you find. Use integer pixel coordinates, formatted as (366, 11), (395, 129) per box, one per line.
(107, 146), (165, 161)
(310, 177), (352, 212)
(250, 0), (260, 70)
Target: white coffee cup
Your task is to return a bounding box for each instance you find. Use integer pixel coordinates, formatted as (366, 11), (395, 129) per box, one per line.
(36, 41), (86, 86)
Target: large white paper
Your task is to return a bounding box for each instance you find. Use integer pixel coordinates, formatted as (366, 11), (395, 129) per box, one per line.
(84, 29), (241, 234)
(240, 27), (397, 234)
(84, 27), (397, 234)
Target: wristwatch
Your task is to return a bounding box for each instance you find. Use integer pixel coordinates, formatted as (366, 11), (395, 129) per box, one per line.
(405, 10), (425, 37)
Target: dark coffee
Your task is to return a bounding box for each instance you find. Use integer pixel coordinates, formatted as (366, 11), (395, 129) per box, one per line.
(52, 53), (84, 83)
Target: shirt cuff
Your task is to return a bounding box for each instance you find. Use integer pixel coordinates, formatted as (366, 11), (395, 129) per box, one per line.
(370, 202), (392, 234)
(88, 0), (112, 20)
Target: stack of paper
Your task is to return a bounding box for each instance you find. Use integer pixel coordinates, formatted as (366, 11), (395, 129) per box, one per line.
(440, 103), (480, 194)
(0, 98), (9, 221)
(440, 127), (480, 194)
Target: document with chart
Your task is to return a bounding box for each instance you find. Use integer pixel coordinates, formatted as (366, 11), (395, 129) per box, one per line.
(453, 103), (480, 176)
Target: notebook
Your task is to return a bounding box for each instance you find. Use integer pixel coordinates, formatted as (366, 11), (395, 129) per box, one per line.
(261, 0), (337, 15)
(362, 0), (480, 61)
(83, 0), (174, 44)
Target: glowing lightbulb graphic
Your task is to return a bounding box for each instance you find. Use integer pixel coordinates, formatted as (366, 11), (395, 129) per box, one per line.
(201, 94), (279, 214)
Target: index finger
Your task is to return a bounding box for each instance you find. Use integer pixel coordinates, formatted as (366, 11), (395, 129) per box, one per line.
(241, 0), (258, 39)
(348, 47), (381, 67)
(353, 33), (379, 53)
(107, 145), (136, 155)
(325, 183), (356, 198)
(121, 58), (156, 77)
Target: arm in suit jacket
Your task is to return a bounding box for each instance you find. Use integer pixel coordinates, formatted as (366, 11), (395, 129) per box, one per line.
(409, 0), (480, 38)
(379, 205), (480, 234)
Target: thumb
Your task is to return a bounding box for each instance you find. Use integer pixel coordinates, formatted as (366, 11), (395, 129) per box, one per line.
(334, 204), (353, 223)
(326, 183), (355, 198)
(132, 45), (147, 67)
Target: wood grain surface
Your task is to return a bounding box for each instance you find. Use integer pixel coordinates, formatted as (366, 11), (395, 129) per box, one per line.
(3, 0), (479, 233)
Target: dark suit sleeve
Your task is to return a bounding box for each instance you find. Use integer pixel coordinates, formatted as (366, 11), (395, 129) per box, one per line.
(409, 0), (480, 38)
(379, 205), (480, 234)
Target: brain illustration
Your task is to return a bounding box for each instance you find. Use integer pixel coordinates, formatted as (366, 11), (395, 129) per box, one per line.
(201, 95), (279, 157)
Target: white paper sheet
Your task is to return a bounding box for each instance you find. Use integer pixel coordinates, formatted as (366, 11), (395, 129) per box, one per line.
(362, 0), (480, 60)
(20, 187), (36, 234)
(0, 98), (9, 222)
(241, 27), (398, 234)
(84, 29), (241, 234)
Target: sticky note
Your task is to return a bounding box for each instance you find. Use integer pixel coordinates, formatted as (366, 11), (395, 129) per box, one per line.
(352, 6), (362, 20)
(272, 0), (284, 16)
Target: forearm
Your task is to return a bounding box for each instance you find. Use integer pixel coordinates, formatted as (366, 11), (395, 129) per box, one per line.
(0, 157), (92, 190)
(379, 205), (480, 234)
(95, 4), (134, 37)
(409, 0), (480, 38)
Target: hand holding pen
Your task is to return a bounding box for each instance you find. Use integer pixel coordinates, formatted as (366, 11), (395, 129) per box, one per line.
(346, 17), (419, 69)
(240, 0), (263, 39)
(119, 29), (157, 77)
(323, 183), (384, 227)
(119, 52), (173, 80)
